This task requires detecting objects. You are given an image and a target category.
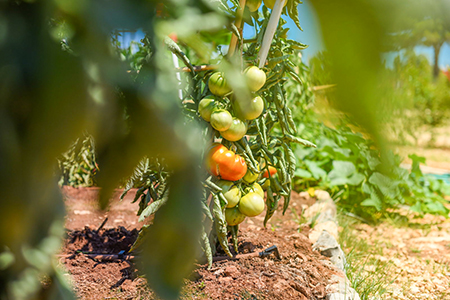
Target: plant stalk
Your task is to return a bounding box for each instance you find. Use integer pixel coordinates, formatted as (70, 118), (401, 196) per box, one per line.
(227, 0), (247, 58)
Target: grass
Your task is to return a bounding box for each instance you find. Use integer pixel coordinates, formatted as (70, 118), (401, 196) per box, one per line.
(338, 214), (397, 300)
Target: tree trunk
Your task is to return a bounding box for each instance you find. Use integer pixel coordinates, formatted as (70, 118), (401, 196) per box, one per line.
(433, 43), (442, 79)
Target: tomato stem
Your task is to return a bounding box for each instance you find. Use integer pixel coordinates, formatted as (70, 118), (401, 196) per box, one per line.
(227, 0), (247, 58)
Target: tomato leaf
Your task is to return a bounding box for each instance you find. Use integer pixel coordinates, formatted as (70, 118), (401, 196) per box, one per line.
(287, 0), (303, 31)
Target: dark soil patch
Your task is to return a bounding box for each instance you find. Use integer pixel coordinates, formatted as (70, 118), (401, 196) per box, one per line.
(60, 187), (339, 300)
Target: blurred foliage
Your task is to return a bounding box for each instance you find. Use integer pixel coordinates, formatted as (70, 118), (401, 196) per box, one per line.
(387, 50), (450, 145)
(309, 49), (450, 147)
(309, 51), (333, 87)
(0, 0), (219, 299)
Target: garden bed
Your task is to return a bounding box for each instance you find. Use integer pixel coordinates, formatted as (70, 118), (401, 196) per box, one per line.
(60, 187), (342, 299)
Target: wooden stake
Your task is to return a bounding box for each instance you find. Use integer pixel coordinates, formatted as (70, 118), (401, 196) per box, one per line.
(258, 0), (286, 68)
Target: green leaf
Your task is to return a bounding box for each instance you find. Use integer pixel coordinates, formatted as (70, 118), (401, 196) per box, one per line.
(347, 172), (365, 186)
(213, 194), (233, 257)
(305, 160), (327, 180)
(294, 168), (312, 178)
(369, 172), (401, 199)
(410, 201), (423, 214)
(364, 151), (381, 170)
(329, 160), (356, 178)
(287, 0), (303, 31)
(424, 200), (448, 214)
(138, 195), (169, 222)
(288, 40), (308, 50)
(361, 194), (382, 211)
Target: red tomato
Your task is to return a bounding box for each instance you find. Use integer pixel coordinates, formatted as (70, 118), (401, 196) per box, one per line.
(262, 166), (277, 178)
(168, 32), (178, 43)
(206, 143), (247, 181)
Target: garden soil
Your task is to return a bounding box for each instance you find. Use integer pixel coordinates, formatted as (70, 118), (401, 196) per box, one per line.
(59, 187), (339, 300)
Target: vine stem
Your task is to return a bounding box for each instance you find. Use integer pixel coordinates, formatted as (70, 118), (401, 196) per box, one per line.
(227, 0), (247, 58)
(258, 0), (286, 68)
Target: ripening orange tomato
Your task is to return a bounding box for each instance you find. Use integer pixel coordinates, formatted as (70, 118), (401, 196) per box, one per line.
(262, 166), (277, 178)
(206, 143), (247, 181)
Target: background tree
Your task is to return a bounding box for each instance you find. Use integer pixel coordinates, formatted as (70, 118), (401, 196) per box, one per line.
(388, 0), (450, 78)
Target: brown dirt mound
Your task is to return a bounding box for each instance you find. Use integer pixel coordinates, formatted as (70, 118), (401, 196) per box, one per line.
(59, 187), (338, 300)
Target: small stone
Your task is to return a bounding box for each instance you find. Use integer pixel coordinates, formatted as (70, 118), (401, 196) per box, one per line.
(74, 210), (91, 215)
(218, 277), (233, 284)
(299, 191), (310, 198)
(409, 285), (420, 294)
(315, 190), (331, 201)
(224, 266), (240, 278)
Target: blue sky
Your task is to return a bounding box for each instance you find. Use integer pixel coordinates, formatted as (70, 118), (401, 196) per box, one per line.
(119, 1), (450, 69)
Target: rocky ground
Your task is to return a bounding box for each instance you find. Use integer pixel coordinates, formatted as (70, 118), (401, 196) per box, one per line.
(343, 209), (450, 300)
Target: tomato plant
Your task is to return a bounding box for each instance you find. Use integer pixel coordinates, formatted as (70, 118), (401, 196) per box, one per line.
(121, 0), (315, 270)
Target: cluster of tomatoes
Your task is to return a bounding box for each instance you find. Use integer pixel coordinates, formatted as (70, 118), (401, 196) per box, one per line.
(200, 66), (277, 226)
(198, 66), (266, 142)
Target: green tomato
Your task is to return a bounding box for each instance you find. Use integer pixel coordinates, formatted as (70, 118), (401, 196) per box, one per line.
(198, 96), (216, 122)
(225, 207), (246, 226)
(244, 66), (266, 92)
(221, 118), (247, 142)
(264, 0), (287, 9)
(246, 0), (262, 12)
(208, 72), (231, 97)
(210, 109), (232, 131)
(247, 182), (264, 198)
(234, 96), (264, 120)
(239, 192), (265, 217)
(217, 180), (241, 208)
(243, 162), (260, 184)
